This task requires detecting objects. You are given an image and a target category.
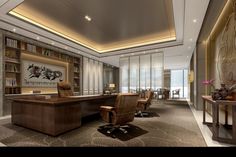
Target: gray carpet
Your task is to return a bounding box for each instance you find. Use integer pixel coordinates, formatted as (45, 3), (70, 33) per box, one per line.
(0, 100), (206, 147)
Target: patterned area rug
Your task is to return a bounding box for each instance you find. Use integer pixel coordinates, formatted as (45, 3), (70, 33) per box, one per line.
(0, 100), (206, 147)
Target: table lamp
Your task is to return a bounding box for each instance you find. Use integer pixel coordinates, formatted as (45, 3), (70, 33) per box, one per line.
(109, 83), (115, 93)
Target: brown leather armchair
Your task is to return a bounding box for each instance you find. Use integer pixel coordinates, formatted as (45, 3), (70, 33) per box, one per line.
(136, 90), (154, 117)
(57, 81), (74, 97)
(98, 93), (139, 135)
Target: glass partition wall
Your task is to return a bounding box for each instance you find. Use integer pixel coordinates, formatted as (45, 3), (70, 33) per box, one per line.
(120, 52), (164, 93)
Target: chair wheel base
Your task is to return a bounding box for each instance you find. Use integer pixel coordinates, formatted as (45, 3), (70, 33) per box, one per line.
(98, 124), (129, 136)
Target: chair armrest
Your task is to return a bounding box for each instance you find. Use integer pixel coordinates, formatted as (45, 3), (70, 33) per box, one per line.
(137, 99), (148, 104)
(100, 106), (115, 112)
(100, 106), (115, 123)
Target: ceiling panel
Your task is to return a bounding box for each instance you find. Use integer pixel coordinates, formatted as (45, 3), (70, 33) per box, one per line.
(10, 0), (176, 52)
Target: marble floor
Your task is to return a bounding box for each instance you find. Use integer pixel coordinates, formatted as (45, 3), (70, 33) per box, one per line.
(189, 104), (233, 147)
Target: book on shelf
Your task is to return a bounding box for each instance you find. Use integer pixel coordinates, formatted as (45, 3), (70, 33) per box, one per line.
(6, 38), (18, 48)
(42, 49), (52, 56)
(26, 44), (37, 53)
(5, 64), (19, 72)
(5, 50), (19, 59)
(5, 78), (17, 87)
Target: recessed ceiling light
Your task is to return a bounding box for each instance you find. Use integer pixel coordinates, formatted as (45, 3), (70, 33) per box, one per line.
(131, 53), (134, 56)
(187, 56), (189, 58)
(189, 38), (193, 42)
(143, 52), (146, 54)
(36, 36), (40, 40)
(85, 15), (92, 22)
(193, 19), (197, 23)
(51, 42), (55, 45)
(12, 28), (16, 32)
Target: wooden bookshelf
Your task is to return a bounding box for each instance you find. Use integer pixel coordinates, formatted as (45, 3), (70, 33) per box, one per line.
(3, 36), (81, 95)
(4, 37), (21, 94)
(73, 57), (81, 93)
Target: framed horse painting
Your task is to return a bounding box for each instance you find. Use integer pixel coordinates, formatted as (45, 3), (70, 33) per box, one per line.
(21, 60), (66, 87)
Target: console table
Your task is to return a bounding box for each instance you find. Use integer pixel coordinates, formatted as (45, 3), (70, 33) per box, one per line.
(202, 95), (236, 144)
(11, 94), (117, 136)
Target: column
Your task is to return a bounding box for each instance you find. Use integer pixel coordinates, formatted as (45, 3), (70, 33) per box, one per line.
(0, 32), (3, 116)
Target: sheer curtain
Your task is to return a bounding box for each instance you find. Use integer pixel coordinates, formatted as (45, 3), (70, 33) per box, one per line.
(120, 52), (163, 93)
(151, 53), (163, 90)
(120, 57), (129, 93)
(140, 55), (150, 90)
(83, 57), (103, 95)
(130, 56), (139, 93)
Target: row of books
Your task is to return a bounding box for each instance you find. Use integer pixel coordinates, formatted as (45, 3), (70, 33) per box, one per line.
(6, 78), (17, 87)
(5, 64), (19, 72)
(5, 88), (21, 94)
(6, 38), (18, 48)
(27, 44), (37, 53)
(5, 50), (19, 59)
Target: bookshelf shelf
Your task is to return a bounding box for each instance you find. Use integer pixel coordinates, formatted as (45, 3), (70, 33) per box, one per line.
(5, 60), (21, 64)
(5, 71), (21, 73)
(5, 46), (21, 51)
(5, 86), (21, 88)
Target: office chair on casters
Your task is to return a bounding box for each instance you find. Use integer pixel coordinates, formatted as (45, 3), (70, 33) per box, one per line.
(57, 81), (74, 98)
(98, 93), (139, 136)
(136, 90), (154, 117)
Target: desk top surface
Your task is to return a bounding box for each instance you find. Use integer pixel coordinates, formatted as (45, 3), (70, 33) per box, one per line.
(12, 94), (117, 105)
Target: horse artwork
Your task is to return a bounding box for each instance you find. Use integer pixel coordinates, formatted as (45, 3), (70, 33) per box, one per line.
(22, 60), (65, 87)
(217, 11), (236, 86)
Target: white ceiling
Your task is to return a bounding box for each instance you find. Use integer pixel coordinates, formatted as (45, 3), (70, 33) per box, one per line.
(0, 0), (209, 69)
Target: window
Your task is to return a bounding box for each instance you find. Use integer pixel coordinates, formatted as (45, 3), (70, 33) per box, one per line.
(170, 69), (189, 98)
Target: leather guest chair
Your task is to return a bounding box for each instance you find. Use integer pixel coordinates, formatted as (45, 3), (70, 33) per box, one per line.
(57, 81), (74, 97)
(136, 90), (154, 117)
(98, 93), (139, 135)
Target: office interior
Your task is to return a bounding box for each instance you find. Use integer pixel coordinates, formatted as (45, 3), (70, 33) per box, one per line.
(0, 0), (235, 147)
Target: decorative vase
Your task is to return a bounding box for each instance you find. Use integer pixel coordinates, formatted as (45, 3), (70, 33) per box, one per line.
(211, 84), (231, 100)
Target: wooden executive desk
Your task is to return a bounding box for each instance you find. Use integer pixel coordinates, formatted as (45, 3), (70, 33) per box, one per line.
(11, 94), (117, 136)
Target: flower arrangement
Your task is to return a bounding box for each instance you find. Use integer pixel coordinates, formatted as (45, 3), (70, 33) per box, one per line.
(202, 79), (215, 91)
